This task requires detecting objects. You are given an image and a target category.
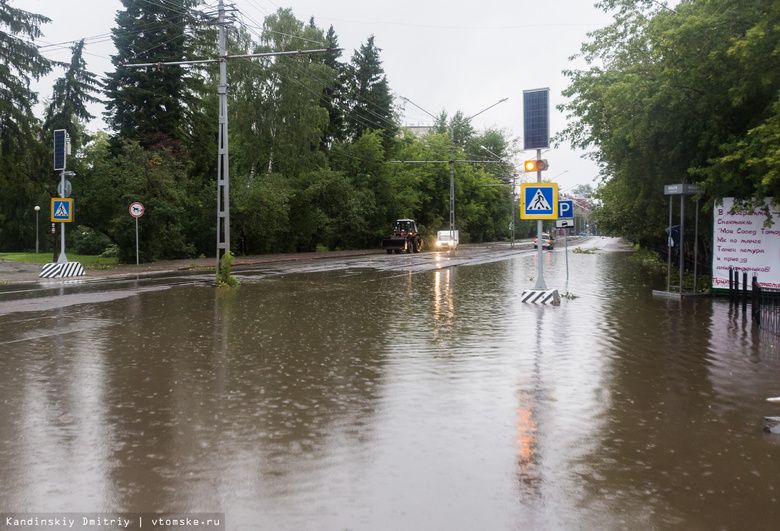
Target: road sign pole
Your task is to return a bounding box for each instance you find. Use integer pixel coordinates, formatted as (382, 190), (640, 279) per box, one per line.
(565, 226), (569, 281)
(534, 148), (546, 290)
(129, 202), (145, 264)
(57, 169), (67, 264)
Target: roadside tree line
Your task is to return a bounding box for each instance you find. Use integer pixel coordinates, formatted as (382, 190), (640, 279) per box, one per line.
(561, 0), (780, 270)
(0, 0), (527, 263)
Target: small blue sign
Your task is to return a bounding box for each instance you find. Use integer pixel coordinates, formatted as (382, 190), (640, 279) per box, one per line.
(558, 200), (573, 219)
(521, 183), (558, 220)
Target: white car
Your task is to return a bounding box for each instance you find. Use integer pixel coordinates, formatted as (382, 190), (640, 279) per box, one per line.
(534, 233), (554, 250)
(436, 230), (459, 250)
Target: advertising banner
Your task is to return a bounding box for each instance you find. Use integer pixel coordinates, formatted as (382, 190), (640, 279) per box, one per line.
(712, 197), (780, 290)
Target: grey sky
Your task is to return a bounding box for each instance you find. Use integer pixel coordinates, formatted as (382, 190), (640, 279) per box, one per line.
(27, 0), (615, 193)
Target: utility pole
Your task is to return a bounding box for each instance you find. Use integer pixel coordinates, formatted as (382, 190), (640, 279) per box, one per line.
(216, 0), (230, 266)
(121, 1), (339, 271)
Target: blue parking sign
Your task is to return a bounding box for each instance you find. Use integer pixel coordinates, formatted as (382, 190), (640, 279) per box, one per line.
(558, 200), (573, 219)
(521, 183), (558, 220)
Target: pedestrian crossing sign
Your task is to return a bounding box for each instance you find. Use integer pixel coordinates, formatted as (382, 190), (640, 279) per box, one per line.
(520, 183), (558, 219)
(51, 198), (73, 222)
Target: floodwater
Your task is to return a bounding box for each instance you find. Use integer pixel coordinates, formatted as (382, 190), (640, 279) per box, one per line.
(2, 239), (780, 530)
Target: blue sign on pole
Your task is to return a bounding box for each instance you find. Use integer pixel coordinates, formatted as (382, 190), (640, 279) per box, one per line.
(54, 129), (67, 171)
(521, 183), (558, 220)
(51, 198), (73, 222)
(558, 200), (573, 219)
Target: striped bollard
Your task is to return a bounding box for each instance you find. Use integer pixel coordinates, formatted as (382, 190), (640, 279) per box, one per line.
(40, 262), (86, 279)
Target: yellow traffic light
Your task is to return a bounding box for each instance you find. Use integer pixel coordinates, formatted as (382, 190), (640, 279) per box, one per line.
(524, 159), (548, 172)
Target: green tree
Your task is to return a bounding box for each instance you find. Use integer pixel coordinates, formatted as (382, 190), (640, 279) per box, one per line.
(104, 0), (204, 149)
(0, 0), (52, 251)
(229, 9), (331, 180)
(319, 25), (346, 148)
(43, 39), (102, 151)
(560, 0), (780, 251)
(344, 36), (398, 152)
(76, 136), (205, 262)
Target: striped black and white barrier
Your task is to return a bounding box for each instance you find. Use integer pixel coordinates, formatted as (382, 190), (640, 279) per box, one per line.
(521, 289), (560, 306)
(39, 262), (86, 279)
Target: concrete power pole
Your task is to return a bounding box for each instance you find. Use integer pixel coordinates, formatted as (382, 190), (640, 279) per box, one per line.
(121, 1), (338, 271)
(216, 0), (230, 267)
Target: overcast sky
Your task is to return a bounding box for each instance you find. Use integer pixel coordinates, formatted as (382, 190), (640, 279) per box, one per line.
(26, 0), (617, 193)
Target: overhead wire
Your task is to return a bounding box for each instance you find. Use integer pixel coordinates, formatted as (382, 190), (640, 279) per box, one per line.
(29, 0), (497, 163)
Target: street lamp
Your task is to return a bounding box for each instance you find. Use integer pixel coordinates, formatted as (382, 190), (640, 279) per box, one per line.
(34, 205), (40, 253)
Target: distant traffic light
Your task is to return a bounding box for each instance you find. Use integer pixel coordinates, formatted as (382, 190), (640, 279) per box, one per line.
(524, 159), (548, 172)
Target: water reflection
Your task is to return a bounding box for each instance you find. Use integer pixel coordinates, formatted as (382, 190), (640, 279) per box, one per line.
(432, 267), (455, 345)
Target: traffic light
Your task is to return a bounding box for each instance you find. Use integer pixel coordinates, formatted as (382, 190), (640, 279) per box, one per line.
(524, 159), (548, 172)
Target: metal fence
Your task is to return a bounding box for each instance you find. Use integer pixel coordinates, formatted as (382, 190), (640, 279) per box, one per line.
(752, 277), (780, 336)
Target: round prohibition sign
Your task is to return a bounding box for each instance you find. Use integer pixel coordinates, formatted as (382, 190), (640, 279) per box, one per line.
(129, 202), (145, 218)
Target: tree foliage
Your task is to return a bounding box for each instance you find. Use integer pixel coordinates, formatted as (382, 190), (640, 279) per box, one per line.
(344, 36), (397, 152)
(104, 0), (205, 150)
(1, 3), (519, 260)
(561, 0), (780, 255)
(44, 39), (102, 151)
(0, 0), (51, 251)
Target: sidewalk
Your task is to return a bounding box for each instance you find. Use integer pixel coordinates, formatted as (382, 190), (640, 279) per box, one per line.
(0, 249), (385, 285)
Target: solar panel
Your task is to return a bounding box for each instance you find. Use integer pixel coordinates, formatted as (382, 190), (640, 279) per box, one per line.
(523, 89), (550, 151)
(54, 129), (67, 171)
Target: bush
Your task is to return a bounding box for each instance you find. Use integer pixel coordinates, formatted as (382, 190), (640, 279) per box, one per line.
(70, 226), (113, 256)
(100, 244), (119, 258)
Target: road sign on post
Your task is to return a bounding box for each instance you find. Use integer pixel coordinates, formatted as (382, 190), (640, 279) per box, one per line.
(130, 202), (145, 218)
(558, 200), (573, 219)
(130, 202), (144, 265)
(520, 183), (558, 219)
(51, 198), (73, 222)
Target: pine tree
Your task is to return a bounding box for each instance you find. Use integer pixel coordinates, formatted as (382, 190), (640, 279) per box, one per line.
(44, 39), (102, 151)
(320, 25), (345, 148)
(0, 0), (51, 123)
(344, 36), (397, 150)
(104, 0), (204, 150)
(0, 1), (52, 251)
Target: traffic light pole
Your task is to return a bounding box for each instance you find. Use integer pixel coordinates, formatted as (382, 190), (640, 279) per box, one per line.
(534, 148), (546, 289)
(57, 168), (67, 264)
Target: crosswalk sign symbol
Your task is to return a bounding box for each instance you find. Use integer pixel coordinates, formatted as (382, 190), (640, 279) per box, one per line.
(520, 183), (558, 220)
(528, 189), (552, 211)
(51, 198), (73, 222)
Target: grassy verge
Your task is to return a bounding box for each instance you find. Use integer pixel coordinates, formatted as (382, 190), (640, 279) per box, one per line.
(0, 252), (119, 269)
(626, 246), (711, 293)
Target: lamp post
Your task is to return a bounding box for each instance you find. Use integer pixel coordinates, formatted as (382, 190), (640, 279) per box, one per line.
(34, 205), (40, 253)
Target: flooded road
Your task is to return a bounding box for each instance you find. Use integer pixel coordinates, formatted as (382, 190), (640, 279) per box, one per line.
(2, 238), (780, 530)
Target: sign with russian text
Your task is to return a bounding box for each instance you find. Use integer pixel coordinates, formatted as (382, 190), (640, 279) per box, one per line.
(712, 197), (780, 290)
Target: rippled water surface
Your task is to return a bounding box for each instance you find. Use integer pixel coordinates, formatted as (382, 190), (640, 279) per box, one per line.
(2, 241), (780, 530)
